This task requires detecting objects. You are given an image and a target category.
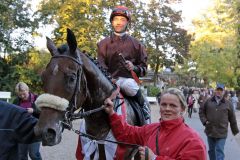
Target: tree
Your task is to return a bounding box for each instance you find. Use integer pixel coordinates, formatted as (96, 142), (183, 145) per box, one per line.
(36, 0), (190, 86)
(140, 0), (191, 85)
(37, 0), (143, 55)
(190, 0), (238, 87)
(37, 0), (107, 55)
(0, 0), (40, 92)
(0, 0), (38, 54)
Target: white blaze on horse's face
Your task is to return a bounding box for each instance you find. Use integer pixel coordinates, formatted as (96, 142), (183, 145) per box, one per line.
(53, 64), (59, 76)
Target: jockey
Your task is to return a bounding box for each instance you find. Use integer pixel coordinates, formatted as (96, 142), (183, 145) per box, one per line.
(97, 6), (150, 121)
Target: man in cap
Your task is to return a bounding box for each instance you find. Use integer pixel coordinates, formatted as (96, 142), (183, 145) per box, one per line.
(97, 6), (150, 121)
(199, 83), (239, 160)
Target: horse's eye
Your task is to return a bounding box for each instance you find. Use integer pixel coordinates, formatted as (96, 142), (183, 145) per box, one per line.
(68, 74), (77, 83)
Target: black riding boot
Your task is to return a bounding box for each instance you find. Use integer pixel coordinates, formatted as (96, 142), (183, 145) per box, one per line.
(134, 90), (150, 120)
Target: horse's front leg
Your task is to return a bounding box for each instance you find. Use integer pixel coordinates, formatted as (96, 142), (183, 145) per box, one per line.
(98, 144), (106, 160)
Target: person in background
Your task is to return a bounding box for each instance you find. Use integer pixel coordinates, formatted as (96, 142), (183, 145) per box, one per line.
(198, 88), (210, 108)
(199, 83), (239, 160)
(223, 90), (230, 101)
(230, 91), (239, 111)
(104, 88), (207, 160)
(192, 89), (200, 113)
(13, 82), (42, 160)
(97, 6), (150, 121)
(0, 100), (40, 160)
(187, 89), (195, 118)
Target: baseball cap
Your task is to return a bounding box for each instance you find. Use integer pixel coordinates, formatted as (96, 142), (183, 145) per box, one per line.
(216, 83), (225, 90)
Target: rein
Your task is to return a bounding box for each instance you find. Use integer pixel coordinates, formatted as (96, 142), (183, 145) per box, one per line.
(52, 55), (82, 113)
(51, 55), (85, 123)
(51, 54), (118, 122)
(49, 54), (140, 158)
(61, 120), (140, 148)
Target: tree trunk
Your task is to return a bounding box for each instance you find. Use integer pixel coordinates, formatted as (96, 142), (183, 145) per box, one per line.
(153, 57), (160, 86)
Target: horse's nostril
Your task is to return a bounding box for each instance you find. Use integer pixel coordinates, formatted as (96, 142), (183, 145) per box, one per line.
(44, 128), (56, 142)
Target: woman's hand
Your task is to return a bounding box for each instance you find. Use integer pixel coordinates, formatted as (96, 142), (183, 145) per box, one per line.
(104, 98), (115, 116)
(138, 146), (157, 160)
(26, 108), (34, 114)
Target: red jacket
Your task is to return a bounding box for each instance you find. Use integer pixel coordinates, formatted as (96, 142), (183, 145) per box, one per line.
(109, 114), (207, 160)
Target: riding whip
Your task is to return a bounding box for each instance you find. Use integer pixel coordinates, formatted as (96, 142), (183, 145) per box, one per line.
(119, 53), (141, 84)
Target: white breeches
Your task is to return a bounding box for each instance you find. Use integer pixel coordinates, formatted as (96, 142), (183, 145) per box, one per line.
(116, 77), (139, 96)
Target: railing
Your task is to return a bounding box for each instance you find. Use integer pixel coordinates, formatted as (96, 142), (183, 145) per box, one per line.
(0, 91), (11, 102)
(146, 96), (157, 104)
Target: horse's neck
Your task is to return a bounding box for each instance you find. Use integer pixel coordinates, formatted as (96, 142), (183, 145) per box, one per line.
(84, 112), (110, 139)
(81, 54), (113, 138)
(81, 54), (114, 106)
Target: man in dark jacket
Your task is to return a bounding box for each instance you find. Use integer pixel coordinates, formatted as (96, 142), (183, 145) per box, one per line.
(97, 6), (149, 121)
(0, 100), (40, 160)
(199, 83), (239, 160)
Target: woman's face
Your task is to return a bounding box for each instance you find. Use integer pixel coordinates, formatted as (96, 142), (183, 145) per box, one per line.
(18, 89), (29, 101)
(159, 93), (184, 121)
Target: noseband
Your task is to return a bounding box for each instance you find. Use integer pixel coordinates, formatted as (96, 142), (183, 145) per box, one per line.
(50, 55), (86, 127)
(50, 55), (115, 127)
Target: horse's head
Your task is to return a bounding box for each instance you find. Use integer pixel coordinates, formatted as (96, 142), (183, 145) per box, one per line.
(34, 29), (87, 146)
(34, 29), (115, 146)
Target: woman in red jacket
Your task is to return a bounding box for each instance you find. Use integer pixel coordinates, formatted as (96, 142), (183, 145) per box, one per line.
(104, 88), (207, 160)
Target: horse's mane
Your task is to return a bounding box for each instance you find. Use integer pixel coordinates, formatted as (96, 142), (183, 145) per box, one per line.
(57, 44), (117, 90)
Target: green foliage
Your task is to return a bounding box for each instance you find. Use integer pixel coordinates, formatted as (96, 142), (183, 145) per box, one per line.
(0, 50), (49, 94)
(189, 0), (239, 88)
(139, 0), (191, 85)
(147, 85), (161, 97)
(0, 0), (38, 53)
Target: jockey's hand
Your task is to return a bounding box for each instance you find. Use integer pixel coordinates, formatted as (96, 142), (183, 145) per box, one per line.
(104, 98), (115, 116)
(111, 78), (117, 84)
(138, 146), (157, 160)
(125, 60), (134, 71)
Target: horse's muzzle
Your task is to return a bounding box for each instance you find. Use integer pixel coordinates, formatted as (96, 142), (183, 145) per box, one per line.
(34, 120), (63, 146)
(42, 128), (62, 146)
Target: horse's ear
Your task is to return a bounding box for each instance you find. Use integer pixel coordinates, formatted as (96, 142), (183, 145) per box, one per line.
(67, 28), (77, 55)
(46, 37), (58, 56)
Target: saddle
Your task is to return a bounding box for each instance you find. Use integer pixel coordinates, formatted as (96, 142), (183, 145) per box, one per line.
(114, 92), (147, 126)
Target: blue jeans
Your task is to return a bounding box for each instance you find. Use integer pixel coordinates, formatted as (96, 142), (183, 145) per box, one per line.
(207, 136), (226, 160)
(18, 142), (42, 160)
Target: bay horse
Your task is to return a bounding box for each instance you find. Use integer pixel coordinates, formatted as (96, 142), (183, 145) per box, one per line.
(34, 29), (147, 159)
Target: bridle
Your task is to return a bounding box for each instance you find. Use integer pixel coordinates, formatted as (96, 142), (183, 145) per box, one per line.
(50, 54), (117, 126)
(49, 54), (141, 159)
(51, 55), (84, 118)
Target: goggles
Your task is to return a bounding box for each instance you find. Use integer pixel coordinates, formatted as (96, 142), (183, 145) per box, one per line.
(111, 8), (130, 21)
(112, 8), (129, 16)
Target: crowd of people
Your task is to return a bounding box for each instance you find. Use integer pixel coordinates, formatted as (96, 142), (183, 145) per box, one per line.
(181, 84), (239, 160)
(182, 86), (239, 116)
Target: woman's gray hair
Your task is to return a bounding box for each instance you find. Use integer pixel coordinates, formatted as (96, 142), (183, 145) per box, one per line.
(161, 88), (187, 110)
(15, 82), (29, 94)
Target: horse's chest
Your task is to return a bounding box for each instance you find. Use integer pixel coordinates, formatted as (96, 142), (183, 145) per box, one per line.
(80, 120), (118, 160)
